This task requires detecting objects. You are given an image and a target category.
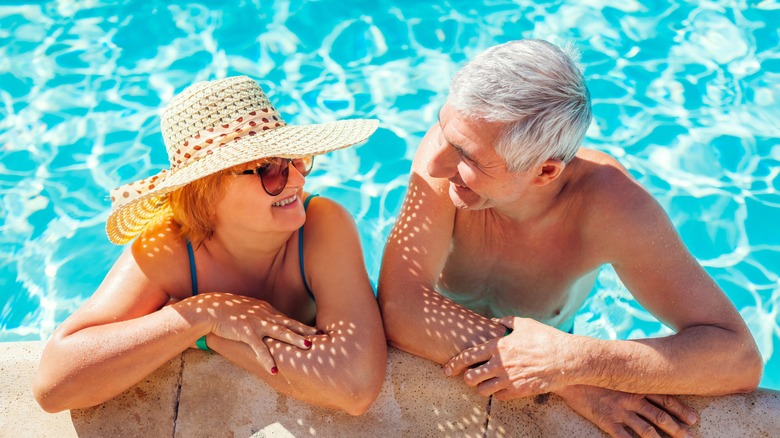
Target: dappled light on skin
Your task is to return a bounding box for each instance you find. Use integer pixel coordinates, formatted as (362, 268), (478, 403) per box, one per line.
(420, 288), (491, 345)
(137, 215), (177, 259)
(385, 178), (499, 359)
(255, 320), (365, 398)
(170, 291), (373, 410)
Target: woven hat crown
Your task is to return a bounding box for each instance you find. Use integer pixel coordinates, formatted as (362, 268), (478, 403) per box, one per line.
(160, 76), (284, 167)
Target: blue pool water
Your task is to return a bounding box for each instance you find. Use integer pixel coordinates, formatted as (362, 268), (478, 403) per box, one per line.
(1, 0), (778, 390)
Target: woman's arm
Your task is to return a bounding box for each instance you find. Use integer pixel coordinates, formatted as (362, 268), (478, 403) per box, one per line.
(33, 226), (314, 413)
(32, 239), (210, 412)
(205, 198), (387, 415)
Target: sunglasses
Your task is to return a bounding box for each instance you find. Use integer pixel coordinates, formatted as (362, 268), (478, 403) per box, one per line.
(238, 156), (314, 196)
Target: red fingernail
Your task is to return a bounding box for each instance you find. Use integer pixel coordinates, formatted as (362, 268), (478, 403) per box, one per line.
(271, 367), (278, 375)
(316, 330), (325, 335)
(304, 340), (312, 347)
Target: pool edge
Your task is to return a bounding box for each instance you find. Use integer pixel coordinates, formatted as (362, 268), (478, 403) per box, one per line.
(2, 341), (778, 437)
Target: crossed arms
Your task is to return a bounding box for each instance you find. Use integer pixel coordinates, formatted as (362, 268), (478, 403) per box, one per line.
(34, 199), (386, 415)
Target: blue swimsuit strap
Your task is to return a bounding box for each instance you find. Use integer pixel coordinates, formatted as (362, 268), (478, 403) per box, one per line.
(186, 240), (198, 296)
(298, 194), (319, 301)
(187, 195), (318, 301)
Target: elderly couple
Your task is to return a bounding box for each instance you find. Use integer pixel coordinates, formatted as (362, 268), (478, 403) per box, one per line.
(34, 40), (761, 438)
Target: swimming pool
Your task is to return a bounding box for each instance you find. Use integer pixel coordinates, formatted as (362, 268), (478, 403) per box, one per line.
(1, 0), (778, 390)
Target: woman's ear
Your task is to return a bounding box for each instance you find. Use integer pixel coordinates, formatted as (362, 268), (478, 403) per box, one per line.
(532, 159), (565, 186)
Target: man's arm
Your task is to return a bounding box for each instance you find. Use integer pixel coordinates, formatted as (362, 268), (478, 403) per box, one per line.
(378, 126), (506, 365)
(571, 168), (763, 395)
(446, 163), (762, 397)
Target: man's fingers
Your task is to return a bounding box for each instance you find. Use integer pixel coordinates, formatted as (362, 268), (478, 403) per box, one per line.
(600, 424), (632, 438)
(633, 398), (689, 438)
(624, 413), (662, 438)
(646, 394), (698, 425)
(493, 316), (517, 329)
(463, 361), (498, 388)
(445, 343), (494, 377)
(474, 376), (505, 397)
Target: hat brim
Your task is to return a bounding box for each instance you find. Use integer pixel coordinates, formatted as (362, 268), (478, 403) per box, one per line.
(106, 118), (379, 244)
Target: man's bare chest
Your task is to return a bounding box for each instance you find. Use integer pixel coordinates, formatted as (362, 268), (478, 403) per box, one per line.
(437, 214), (598, 324)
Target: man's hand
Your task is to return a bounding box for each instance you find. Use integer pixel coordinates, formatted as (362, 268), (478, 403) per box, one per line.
(556, 385), (698, 438)
(444, 316), (573, 398)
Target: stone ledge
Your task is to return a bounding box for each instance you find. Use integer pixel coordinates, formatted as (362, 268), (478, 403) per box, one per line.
(2, 341), (778, 437)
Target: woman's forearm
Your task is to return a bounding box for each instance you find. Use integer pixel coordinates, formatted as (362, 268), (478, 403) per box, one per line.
(33, 304), (209, 412)
(207, 326), (386, 415)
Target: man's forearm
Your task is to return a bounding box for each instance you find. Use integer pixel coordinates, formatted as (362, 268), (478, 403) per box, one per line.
(569, 325), (762, 395)
(379, 282), (506, 364)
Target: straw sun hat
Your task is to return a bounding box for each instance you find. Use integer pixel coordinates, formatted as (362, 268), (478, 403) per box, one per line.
(106, 76), (379, 244)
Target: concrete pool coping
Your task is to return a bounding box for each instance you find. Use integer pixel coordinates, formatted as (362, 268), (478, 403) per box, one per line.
(1, 341), (778, 437)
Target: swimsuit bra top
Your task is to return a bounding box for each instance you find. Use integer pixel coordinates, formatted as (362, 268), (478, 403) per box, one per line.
(186, 194), (319, 302)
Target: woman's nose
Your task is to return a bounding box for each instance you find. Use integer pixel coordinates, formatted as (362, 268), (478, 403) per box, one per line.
(286, 159), (306, 187)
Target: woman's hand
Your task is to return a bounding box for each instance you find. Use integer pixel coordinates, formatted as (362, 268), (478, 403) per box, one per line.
(556, 385), (697, 438)
(190, 292), (319, 374)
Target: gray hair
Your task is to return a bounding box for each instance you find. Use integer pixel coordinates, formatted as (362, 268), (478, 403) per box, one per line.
(448, 40), (592, 172)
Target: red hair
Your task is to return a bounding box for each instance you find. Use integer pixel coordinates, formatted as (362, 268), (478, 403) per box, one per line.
(167, 160), (271, 244)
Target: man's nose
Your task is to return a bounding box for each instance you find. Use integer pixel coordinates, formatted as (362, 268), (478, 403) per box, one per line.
(427, 141), (458, 179)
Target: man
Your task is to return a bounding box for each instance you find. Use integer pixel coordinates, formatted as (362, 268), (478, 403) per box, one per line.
(377, 39), (762, 438)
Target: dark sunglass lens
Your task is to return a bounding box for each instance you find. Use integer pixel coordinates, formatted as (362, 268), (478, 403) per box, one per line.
(259, 159), (288, 196)
(294, 156), (314, 176)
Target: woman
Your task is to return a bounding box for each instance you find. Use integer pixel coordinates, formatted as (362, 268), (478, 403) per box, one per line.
(33, 76), (387, 416)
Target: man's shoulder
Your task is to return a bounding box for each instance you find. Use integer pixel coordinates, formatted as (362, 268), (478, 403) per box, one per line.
(573, 149), (649, 204)
(572, 149), (662, 231)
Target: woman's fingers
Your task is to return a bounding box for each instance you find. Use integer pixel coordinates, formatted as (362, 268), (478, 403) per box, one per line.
(260, 321), (313, 350)
(268, 314), (319, 337)
(244, 333), (278, 375)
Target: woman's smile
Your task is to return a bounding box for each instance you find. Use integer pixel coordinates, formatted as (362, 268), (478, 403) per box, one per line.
(272, 193), (299, 208)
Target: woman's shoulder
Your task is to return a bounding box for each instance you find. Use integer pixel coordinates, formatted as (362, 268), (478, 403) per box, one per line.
(130, 214), (192, 298)
(300, 194), (361, 259)
(303, 194), (357, 234)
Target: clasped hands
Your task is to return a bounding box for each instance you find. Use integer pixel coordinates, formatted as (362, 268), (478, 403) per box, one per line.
(192, 292), (319, 375)
(443, 316), (698, 438)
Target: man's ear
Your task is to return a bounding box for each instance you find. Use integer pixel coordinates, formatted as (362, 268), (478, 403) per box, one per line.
(532, 159), (565, 186)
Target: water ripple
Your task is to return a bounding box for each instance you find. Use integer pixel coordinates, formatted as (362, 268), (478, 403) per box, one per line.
(0, 0), (778, 389)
